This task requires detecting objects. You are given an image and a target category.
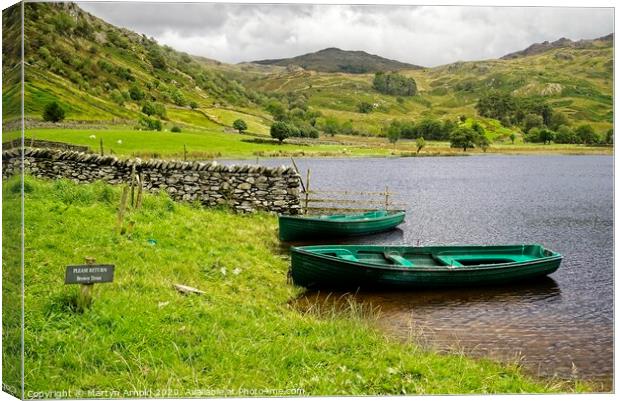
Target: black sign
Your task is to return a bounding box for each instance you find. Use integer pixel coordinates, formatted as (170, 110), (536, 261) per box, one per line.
(65, 265), (115, 284)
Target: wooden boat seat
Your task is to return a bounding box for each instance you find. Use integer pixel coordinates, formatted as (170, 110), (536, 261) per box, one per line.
(328, 249), (360, 262)
(384, 252), (414, 267)
(433, 255), (464, 267)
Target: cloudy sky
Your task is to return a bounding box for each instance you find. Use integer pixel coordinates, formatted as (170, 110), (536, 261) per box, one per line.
(77, 2), (613, 67)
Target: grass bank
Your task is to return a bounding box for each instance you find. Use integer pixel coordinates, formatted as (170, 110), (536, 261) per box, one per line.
(5, 176), (591, 396)
(3, 127), (612, 161)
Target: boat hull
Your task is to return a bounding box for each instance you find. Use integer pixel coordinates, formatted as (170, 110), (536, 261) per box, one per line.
(279, 211), (405, 241)
(291, 244), (562, 289)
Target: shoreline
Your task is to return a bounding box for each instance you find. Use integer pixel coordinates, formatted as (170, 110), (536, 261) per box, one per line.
(3, 175), (598, 395)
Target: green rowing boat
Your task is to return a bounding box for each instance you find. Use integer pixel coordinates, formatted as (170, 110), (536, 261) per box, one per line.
(278, 210), (406, 241)
(290, 244), (562, 289)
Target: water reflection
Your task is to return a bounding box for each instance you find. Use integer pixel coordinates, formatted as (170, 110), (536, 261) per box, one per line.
(282, 227), (405, 248)
(260, 156), (613, 387)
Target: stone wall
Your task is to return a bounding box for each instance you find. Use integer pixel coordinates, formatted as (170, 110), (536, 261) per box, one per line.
(2, 148), (301, 214)
(3, 138), (90, 153)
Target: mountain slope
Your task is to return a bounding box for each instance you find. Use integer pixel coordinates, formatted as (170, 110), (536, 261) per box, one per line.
(501, 33), (613, 59)
(9, 2), (268, 128)
(251, 47), (422, 73)
(241, 37), (613, 135)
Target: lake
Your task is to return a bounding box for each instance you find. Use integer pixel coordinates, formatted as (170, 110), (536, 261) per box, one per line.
(226, 155), (614, 386)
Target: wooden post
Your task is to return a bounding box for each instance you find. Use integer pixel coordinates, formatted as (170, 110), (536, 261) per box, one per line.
(135, 173), (143, 209)
(30, 135), (35, 147)
(130, 165), (136, 207)
(99, 138), (104, 156)
(77, 257), (96, 311)
(117, 185), (129, 233)
(305, 169), (311, 215)
(184, 144), (188, 161)
(385, 186), (389, 210)
(290, 157), (306, 193)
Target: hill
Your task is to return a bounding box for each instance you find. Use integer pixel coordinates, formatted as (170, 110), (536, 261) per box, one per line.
(251, 47), (422, 73)
(501, 34), (613, 59)
(3, 2), (273, 133)
(241, 36), (613, 137)
(2, 2), (613, 151)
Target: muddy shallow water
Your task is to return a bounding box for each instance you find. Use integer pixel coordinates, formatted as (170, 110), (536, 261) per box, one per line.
(228, 155), (614, 387)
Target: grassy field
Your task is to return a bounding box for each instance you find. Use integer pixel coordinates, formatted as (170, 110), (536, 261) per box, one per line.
(5, 176), (592, 396)
(5, 127), (612, 160)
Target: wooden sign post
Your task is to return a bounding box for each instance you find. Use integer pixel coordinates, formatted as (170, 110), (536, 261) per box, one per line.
(65, 257), (115, 311)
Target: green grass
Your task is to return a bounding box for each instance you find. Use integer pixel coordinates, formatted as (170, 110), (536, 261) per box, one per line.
(5, 127), (611, 160)
(2, 176), (23, 398)
(15, 127), (381, 159)
(7, 176), (591, 395)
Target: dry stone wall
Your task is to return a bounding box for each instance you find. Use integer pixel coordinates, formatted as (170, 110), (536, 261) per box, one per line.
(2, 148), (302, 214)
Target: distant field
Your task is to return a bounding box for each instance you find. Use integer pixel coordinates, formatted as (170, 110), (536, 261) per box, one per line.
(6, 127), (611, 160)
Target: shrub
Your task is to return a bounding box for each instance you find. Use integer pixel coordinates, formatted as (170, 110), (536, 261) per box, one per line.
(189, 101), (198, 110)
(171, 126), (182, 133)
(141, 101), (166, 118)
(42, 101), (65, 123)
(357, 102), (373, 114)
(128, 85), (145, 101)
(416, 137), (426, 153)
(373, 72), (417, 96)
(138, 116), (162, 131)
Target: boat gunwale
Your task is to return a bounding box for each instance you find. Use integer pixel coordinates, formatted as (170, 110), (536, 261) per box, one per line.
(291, 244), (563, 273)
(279, 210), (406, 223)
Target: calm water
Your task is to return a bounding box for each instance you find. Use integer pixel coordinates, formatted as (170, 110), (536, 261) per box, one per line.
(229, 155), (614, 385)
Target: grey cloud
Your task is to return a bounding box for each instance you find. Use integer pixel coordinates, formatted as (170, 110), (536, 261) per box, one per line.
(77, 2), (613, 67)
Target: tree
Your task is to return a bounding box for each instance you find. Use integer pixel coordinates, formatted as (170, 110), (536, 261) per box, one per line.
(524, 113), (544, 133)
(476, 134), (490, 152)
(416, 137), (426, 154)
(509, 132), (517, 144)
(357, 101), (373, 114)
(539, 128), (555, 145)
(524, 127), (542, 143)
(42, 101), (65, 123)
(555, 125), (577, 144)
(415, 118), (444, 140)
(270, 121), (291, 143)
(575, 124), (599, 145)
(387, 123), (400, 145)
(232, 119), (248, 134)
(189, 101), (198, 110)
(549, 111), (570, 131)
(322, 117), (341, 136)
(605, 128), (613, 145)
(450, 127), (477, 151)
(475, 91), (517, 123)
(265, 100), (287, 121)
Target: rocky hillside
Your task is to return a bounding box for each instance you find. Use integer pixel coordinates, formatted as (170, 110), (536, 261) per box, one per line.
(501, 34), (613, 59)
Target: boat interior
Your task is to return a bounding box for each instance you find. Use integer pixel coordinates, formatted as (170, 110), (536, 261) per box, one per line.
(310, 245), (551, 268)
(315, 210), (393, 220)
